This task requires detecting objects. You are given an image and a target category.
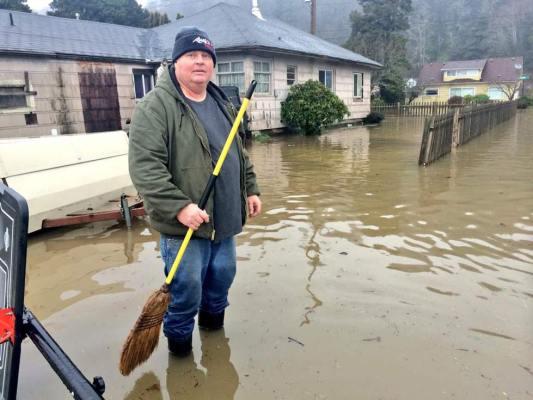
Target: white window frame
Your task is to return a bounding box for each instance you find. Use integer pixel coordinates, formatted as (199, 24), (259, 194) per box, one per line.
(217, 61), (245, 93)
(449, 87), (475, 98)
(319, 69), (334, 90)
(287, 65), (297, 86)
(424, 88), (439, 96)
(254, 60), (271, 94)
(488, 87), (505, 100)
(0, 74), (35, 113)
(447, 69), (479, 78)
(0, 84), (27, 111)
(353, 72), (363, 98)
(133, 69), (154, 100)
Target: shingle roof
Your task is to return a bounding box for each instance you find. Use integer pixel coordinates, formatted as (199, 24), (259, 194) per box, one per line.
(0, 3), (381, 68)
(150, 3), (381, 67)
(482, 57), (524, 83)
(418, 57), (524, 86)
(0, 9), (151, 61)
(440, 59), (486, 70)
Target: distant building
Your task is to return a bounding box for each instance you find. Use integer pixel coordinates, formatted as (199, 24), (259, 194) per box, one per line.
(0, 3), (381, 139)
(414, 57), (524, 103)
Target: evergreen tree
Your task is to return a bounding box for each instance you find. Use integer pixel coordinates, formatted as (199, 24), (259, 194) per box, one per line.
(450, 0), (490, 60)
(47, 0), (170, 28)
(0, 0), (31, 12)
(145, 10), (170, 28)
(345, 0), (413, 103)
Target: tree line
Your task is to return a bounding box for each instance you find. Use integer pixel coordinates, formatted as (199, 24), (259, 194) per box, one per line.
(343, 0), (533, 103)
(0, 0), (178, 28)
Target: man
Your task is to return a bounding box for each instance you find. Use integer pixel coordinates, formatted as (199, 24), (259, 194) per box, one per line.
(128, 26), (261, 357)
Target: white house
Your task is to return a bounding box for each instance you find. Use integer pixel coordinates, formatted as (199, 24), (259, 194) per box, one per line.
(0, 2), (381, 138)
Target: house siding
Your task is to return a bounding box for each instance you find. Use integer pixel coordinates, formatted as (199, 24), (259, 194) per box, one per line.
(217, 53), (372, 131)
(1, 53), (373, 138)
(414, 82), (520, 103)
(0, 57), (151, 139)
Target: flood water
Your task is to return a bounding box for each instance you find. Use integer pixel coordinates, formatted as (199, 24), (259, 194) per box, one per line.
(19, 111), (533, 399)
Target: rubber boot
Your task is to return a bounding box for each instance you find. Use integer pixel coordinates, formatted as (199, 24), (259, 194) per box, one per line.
(168, 335), (192, 357)
(198, 310), (225, 331)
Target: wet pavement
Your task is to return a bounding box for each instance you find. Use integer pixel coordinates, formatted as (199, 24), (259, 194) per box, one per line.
(19, 111), (533, 399)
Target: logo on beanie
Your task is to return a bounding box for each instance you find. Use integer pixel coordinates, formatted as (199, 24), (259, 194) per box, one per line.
(192, 36), (214, 50)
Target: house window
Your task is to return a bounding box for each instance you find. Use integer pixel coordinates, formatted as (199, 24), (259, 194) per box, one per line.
(488, 87), (505, 100)
(217, 61), (245, 92)
(287, 65), (297, 86)
(0, 85), (28, 109)
(450, 87), (475, 98)
(353, 72), (363, 98)
(447, 69), (479, 78)
(254, 61), (271, 93)
(133, 69), (154, 99)
(425, 88), (438, 96)
(319, 69), (333, 90)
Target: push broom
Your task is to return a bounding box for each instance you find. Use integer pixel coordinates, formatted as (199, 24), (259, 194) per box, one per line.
(119, 80), (257, 376)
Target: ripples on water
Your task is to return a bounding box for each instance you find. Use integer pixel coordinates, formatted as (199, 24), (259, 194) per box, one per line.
(21, 113), (533, 399)
(242, 113), (533, 304)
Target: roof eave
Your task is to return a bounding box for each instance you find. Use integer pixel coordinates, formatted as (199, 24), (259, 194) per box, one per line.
(0, 49), (153, 64)
(216, 45), (383, 69)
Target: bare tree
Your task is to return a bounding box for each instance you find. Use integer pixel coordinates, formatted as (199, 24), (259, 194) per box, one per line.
(492, 80), (522, 100)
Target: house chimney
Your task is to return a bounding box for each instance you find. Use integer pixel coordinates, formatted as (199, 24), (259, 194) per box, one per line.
(252, 0), (265, 20)
(9, 12), (14, 26)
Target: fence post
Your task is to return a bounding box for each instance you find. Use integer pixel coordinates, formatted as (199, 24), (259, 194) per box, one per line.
(423, 117), (435, 166)
(452, 108), (460, 148)
(397, 102), (400, 115)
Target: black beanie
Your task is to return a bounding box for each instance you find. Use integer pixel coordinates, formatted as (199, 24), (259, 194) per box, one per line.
(171, 26), (217, 65)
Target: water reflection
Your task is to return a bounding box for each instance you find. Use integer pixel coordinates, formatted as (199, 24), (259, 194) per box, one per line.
(21, 112), (533, 399)
(245, 113), (533, 297)
(25, 219), (158, 319)
(165, 330), (238, 399)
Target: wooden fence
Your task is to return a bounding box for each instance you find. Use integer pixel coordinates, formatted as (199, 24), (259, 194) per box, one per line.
(418, 100), (517, 166)
(458, 100), (517, 146)
(371, 102), (465, 117)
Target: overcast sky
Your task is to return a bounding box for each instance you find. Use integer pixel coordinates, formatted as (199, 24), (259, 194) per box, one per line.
(26, 0), (150, 14)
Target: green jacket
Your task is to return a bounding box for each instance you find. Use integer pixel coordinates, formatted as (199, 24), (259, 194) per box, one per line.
(128, 67), (260, 239)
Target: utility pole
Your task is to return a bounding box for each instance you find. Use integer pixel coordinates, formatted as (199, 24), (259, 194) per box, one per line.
(311, 0), (317, 35)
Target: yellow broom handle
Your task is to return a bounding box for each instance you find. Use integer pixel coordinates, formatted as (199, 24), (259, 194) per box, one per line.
(165, 81), (257, 285)
(213, 97), (250, 176)
(165, 227), (194, 285)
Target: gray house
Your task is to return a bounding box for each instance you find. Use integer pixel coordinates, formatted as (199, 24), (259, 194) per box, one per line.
(0, 2), (381, 138)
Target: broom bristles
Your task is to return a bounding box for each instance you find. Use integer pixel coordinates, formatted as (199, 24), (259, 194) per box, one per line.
(119, 284), (170, 376)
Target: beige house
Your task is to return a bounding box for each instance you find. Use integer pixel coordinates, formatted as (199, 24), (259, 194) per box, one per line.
(0, 3), (380, 139)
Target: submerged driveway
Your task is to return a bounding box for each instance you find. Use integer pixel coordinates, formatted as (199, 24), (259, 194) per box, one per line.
(20, 112), (533, 399)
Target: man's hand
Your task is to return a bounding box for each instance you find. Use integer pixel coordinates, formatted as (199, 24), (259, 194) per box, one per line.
(247, 195), (262, 218)
(177, 203), (210, 230)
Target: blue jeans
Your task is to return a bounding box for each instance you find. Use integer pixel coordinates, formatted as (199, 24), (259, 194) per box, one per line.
(160, 234), (237, 340)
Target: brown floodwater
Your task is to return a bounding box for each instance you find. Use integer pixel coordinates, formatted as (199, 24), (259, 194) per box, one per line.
(19, 111), (533, 399)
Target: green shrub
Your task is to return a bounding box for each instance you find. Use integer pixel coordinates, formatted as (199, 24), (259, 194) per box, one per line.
(463, 95), (474, 104)
(281, 80), (349, 135)
(472, 94), (491, 104)
(371, 98), (386, 107)
(363, 111), (384, 124)
(253, 132), (271, 142)
(517, 97), (529, 109)
(378, 70), (406, 104)
(463, 94), (491, 104)
(448, 96), (464, 105)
